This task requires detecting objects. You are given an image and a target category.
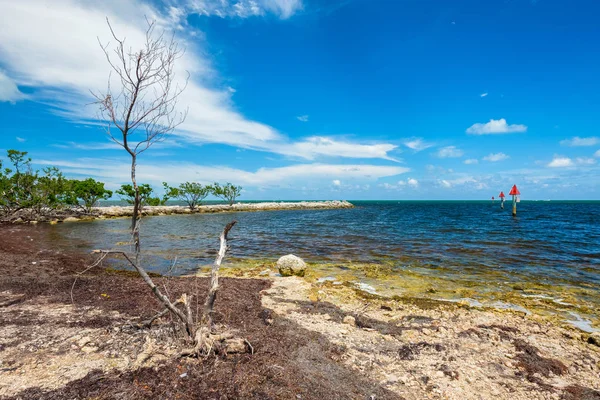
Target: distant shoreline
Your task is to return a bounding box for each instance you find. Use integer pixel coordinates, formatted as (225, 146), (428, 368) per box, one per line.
(91, 200), (354, 218)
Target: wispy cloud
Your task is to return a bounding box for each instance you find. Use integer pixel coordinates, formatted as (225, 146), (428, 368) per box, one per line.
(274, 136), (399, 161)
(0, 70), (25, 103)
(403, 137), (433, 152)
(466, 118), (527, 135)
(296, 115), (309, 122)
(15, 137), (26, 143)
(332, 179), (341, 186)
(483, 152), (510, 162)
(34, 158), (410, 188)
(559, 136), (599, 147)
(436, 146), (464, 158)
(575, 157), (596, 166)
(0, 0), (397, 162)
(379, 177), (419, 190)
(437, 176), (477, 189)
(595, 149), (600, 158)
(181, 0), (304, 19)
(480, 92), (488, 97)
(463, 158), (478, 165)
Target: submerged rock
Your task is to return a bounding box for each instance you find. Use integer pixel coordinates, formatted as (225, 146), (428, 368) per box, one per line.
(277, 254), (307, 277)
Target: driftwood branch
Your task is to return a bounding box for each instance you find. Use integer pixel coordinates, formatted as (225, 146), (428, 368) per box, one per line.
(201, 220), (237, 328)
(182, 221), (239, 357)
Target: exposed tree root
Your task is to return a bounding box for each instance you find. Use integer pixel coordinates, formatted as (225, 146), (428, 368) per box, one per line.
(180, 326), (249, 357)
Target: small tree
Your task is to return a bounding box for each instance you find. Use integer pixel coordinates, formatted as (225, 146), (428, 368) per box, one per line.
(72, 178), (113, 213)
(116, 183), (163, 207)
(163, 181), (210, 211)
(211, 182), (242, 206)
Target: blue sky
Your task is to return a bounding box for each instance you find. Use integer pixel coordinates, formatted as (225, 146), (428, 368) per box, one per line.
(1, 0), (599, 200)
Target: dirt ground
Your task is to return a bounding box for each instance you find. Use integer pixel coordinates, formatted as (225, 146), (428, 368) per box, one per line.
(0, 224), (599, 399)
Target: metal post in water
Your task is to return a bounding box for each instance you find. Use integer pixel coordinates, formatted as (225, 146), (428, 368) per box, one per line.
(499, 191), (505, 209)
(509, 185), (520, 217)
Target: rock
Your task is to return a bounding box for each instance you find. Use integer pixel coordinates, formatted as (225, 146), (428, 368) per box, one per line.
(343, 315), (356, 326)
(63, 217), (80, 222)
(77, 337), (92, 347)
(588, 332), (600, 347)
(277, 254), (307, 277)
(81, 346), (98, 353)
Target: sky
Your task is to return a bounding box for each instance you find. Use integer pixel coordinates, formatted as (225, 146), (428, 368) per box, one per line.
(1, 0), (599, 200)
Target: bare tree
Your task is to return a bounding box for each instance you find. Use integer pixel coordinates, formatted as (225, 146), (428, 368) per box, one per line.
(88, 19), (247, 357)
(93, 18), (188, 254)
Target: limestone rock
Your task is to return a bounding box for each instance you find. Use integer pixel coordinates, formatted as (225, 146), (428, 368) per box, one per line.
(277, 254), (307, 277)
(588, 332), (600, 347)
(343, 315), (356, 326)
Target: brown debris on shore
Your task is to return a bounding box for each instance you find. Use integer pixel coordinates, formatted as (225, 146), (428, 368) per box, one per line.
(0, 224), (396, 400)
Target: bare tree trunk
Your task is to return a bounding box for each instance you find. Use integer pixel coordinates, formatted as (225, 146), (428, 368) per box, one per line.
(200, 221), (237, 327)
(130, 154), (141, 256)
(182, 221), (240, 357)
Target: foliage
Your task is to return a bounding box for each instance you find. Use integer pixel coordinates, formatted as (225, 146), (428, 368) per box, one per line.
(163, 181), (211, 210)
(211, 182), (242, 206)
(116, 183), (164, 207)
(0, 150), (117, 219)
(72, 178), (113, 212)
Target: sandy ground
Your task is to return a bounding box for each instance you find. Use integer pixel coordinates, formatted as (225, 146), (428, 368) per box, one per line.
(262, 277), (600, 400)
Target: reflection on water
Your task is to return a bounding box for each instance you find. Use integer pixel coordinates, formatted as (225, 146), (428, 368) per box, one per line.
(48, 201), (600, 325)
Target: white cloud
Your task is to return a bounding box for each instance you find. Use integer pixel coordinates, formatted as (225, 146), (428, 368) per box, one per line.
(436, 146), (464, 158)
(437, 176), (477, 189)
(276, 136), (399, 161)
(183, 0), (303, 19)
(575, 157), (596, 166)
(466, 118), (527, 135)
(406, 178), (418, 187)
(34, 158), (410, 188)
(16, 137), (26, 143)
(403, 137), (433, 152)
(560, 136), (599, 147)
(0, 0), (395, 162)
(480, 92), (488, 97)
(595, 149), (600, 158)
(227, 86), (236, 93)
(464, 158), (478, 165)
(379, 177), (418, 190)
(332, 179), (341, 186)
(0, 70), (25, 103)
(483, 152), (510, 162)
(547, 156), (574, 168)
(296, 115), (309, 122)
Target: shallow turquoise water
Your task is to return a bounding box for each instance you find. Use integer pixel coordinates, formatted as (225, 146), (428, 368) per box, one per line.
(48, 200), (600, 323)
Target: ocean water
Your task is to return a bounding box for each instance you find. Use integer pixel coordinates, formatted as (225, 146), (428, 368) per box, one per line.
(49, 201), (600, 327)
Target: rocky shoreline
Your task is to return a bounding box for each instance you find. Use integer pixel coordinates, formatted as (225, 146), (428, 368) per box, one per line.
(93, 200), (354, 218)
(3, 200), (354, 224)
